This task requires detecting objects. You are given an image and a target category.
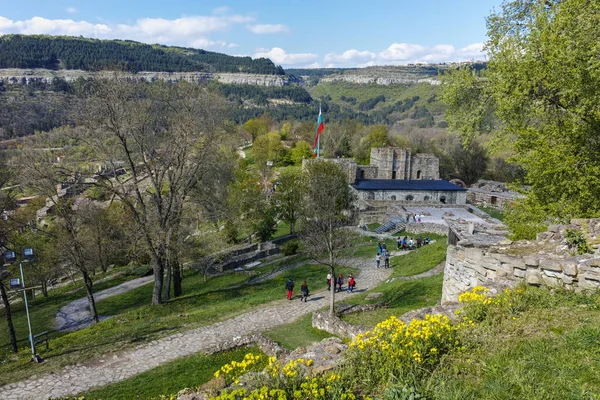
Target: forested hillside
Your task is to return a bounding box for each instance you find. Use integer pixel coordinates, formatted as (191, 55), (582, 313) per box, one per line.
(0, 35), (285, 74)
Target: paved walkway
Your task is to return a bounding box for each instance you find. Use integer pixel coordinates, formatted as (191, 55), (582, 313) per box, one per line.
(55, 276), (154, 331)
(0, 260), (391, 400)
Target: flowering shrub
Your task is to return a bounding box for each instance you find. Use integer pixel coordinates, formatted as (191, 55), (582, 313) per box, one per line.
(343, 314), (463, 392)
(458, 286), (526, 322)
(210, 356), (359, 400)
(214, 353), (266, 386)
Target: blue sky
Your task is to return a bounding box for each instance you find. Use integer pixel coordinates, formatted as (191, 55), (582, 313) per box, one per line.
(0, 0), (503, 68)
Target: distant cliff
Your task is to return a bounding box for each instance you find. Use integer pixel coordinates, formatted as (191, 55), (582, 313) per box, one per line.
(0, 68), (292, 87)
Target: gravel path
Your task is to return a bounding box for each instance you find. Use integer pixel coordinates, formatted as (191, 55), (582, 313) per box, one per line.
(1, 260), (391, 400)
(55, 276), (154, 332)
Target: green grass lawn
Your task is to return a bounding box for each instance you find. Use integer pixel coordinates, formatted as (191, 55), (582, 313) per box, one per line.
(0, 266), (147, 355)
(390, 239), (447, 277)
(366, 223), (381, 231)
(479, 206), (507, 221)
(273, 221), (291, 238)
(0, 259), (356, 386)
(429, 287), (600, 399)
(82, 346), (265, 400)
(264, 313), (335, 351)
(340, 274), (443, 327)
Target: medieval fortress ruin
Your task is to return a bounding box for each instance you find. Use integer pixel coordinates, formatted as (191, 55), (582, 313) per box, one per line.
(441, 219), (600, 302)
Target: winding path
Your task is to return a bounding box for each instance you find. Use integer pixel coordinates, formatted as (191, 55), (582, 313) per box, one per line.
(55, 276), (154, 332)
(1, 260), (392, 400)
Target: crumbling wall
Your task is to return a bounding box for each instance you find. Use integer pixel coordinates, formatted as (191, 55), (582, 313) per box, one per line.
(442, 220), (600, 303)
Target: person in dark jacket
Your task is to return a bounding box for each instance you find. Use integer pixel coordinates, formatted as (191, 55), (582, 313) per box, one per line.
(300, 281), (309, 302)
(286, 278), (294, 300)
(337, 274), (344, 292)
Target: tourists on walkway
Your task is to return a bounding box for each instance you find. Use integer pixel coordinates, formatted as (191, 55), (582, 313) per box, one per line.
(406, 214), (410, 223)
(384, 252), (390, 269)
(286, 278), (294, 300)
(382, 243), (387, 254)
(396, 237), (402, 250)
(327, 273), (332, 291)
(424, 237), (430, 245)
(413, 214), (417, 223)
(377, 241), (383, 254)
(337, 274), (344, 292)
(300, 281), (309, 302)
(376, 253), (381, 268)
(417, 214), (422, 223)
(402, 238), (408, 251)
(347, 274), (356, 292)
(408, 238), (414, 250)
(417, 237), (422, 248)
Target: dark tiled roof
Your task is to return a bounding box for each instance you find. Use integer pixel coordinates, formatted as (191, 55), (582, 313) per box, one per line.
(352, 179), (466, 191)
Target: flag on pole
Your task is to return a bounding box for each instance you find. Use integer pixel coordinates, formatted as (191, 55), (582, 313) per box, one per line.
(313, 106), (324, 157)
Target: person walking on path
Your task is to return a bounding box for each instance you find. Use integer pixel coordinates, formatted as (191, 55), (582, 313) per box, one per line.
(286, 278), (294, 300)
(377, 242), (382, 254)
(337, 274), (344, 292)
(327, 273), (332, 291)
(300, 281), (309, 302)
(384, 252), (390, 269)
(376, 253), (381, 269)
(396, 237), (401, 250)
(347, 274), (356, 292)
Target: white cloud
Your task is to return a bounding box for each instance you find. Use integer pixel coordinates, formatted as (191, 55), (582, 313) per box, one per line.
(66, 7), (78, 14)
(212, 6), (231, 14)
(247, 24), (289, 34)
(324, 49), (375, 65)
(253, 47), (318, 66)
(0, 14), (254, 49)
(375, 42), (487, 65)
(228, 42), (239, 48)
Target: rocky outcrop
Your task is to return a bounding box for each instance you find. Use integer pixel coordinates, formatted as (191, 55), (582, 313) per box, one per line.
(321, 75), (440, 85)
(0, 68), (291, 87)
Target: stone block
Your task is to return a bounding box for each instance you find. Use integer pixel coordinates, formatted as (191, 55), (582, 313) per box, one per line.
(523, 256), (540, 267)
(481, 256), (501, 271)
(548, 224), (560, 233)
(561, 275), (575, 285)
(542, 270), (561, 278)
(541, 274), (562, 288)
(526, 271), (542, 286)
(563, 262), (578, 276)
(496, 269), (508, 277)
(539, 258), (562, 272)
(513, 268), (526, 278)
(580, 273), (600, 283)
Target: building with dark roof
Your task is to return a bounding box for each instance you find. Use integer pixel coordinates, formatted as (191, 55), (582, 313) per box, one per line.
(352, 179), (467, 204)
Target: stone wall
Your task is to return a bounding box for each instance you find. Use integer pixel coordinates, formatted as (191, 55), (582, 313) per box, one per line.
(356, 165), (378, 180)
(410, 154), (439, 180)
(442, 220), (600, 303)
(356, 189), (466, 205)
(312, 311), (366, 339)
(370, 147), (398, 179)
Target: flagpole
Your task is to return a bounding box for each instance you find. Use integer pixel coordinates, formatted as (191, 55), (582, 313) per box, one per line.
(318, 102), (321, 159)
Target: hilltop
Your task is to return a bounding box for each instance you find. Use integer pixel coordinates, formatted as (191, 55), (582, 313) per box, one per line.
(0, 34), (284, 74)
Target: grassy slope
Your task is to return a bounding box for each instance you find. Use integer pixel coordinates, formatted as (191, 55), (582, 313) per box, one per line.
(431, 288), (600, 399)
(0, 257), (356, 385)
(307, 82), (442, 114)
(264, 313), (335, 351)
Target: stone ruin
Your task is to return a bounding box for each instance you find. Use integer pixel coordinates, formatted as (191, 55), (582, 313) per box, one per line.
(442, 218), (600, 303)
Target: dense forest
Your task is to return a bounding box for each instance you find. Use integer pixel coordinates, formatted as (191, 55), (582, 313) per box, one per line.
(0, 35), (285, 74)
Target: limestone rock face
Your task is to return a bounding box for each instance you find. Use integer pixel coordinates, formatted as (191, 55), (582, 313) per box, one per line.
(0, 68), (290, 87)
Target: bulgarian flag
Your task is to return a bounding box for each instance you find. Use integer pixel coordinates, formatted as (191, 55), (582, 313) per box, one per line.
(313, 106), (324, 158)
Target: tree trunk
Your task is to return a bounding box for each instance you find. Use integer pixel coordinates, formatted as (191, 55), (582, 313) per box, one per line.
(41, 281), (48, 298)
(173, 260), (182, 298)
(82, 269), (99, 323)
(163, 263), (171, 302)
(289, 221), (295, 235)
(0, 281), (18, 353)
(151, 252), (165, 305)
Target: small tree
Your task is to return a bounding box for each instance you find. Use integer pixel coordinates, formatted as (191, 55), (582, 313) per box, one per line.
(300, 161), (356, 315)
(273, 168), (303, 234)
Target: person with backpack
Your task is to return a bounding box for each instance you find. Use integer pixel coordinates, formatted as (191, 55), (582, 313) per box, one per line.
(347, 275), (356, 292)
(300, 281), (309, 302)
(337, 274), (344, 292)
(285, 278), (294, 300)
(384, 252), (390, 269)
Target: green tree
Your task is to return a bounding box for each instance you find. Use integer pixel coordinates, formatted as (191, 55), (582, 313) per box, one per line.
(289, 140), (313, 166)
(273, 168), (303, 234)
(442, 0), (600, 238)
(243, 117), (271, 141)
(300, 161), (356, 315)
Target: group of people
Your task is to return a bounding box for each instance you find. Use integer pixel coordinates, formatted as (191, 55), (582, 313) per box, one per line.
(327, 273), (356, 293)
(405, 214), (424, 223)
(396, 235), (429, 251)
(286, 273), (357, 302)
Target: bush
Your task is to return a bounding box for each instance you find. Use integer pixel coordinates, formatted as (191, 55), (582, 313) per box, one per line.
(281, 240), (299, 256)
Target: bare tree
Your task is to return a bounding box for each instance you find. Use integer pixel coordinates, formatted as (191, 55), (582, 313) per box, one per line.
(300, 161), (356, 315)
(76, 79), (227, 304)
